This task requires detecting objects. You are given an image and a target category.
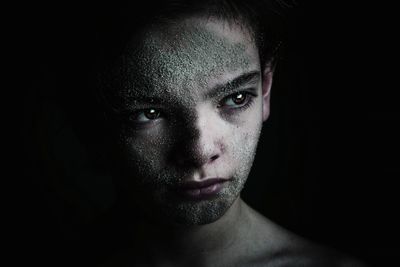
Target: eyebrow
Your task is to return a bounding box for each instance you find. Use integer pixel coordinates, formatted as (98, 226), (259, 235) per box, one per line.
(205, 70), (261, 99)
(119, 70), (261, 108)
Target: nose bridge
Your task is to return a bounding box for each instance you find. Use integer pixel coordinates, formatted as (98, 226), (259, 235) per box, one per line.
(196, 106), (219, 154)
(178, 104), (222, 167)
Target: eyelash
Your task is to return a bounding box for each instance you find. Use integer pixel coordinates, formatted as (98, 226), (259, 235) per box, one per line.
(218, 90), (257, 113)
(126, 90), (257, 127)
(126, 108), (164, 127)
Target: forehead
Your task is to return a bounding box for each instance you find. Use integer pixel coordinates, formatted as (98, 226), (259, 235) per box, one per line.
(117, 17), (260, 101)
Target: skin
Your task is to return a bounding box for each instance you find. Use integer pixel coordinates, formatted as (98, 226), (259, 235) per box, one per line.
(106, 17), (265, 226)
(99, 16), (367, 267)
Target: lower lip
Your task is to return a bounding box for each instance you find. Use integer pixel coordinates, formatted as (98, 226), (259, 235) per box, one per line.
(177, 181), (226, 200)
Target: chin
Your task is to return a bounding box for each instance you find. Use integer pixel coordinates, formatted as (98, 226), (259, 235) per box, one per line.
(151, 177), (246, 226)
(161, 195), (236, 226)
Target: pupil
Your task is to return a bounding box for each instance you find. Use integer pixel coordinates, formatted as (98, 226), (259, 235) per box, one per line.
(145, 109), (159, 119)
(233, 93), (245, 104)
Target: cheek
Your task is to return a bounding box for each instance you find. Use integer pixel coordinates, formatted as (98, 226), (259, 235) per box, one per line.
(225, 110), (263, 174)
(118, 126), (173, 175)
(231, 124), (261, 158)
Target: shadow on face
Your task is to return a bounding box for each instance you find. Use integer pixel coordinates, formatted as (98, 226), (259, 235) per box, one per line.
(101, 17), (272, 225)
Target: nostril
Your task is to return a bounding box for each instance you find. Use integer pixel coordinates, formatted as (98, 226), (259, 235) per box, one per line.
(210, 154), (219, 162)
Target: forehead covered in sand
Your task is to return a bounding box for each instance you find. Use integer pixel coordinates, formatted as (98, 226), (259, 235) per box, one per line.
(113, 17), (261, 107)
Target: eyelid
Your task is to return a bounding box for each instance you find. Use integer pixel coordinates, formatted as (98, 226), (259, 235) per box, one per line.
(227, 87), (258, 97)
(126, 107), (164, 125)
(218, 88), (258, 106)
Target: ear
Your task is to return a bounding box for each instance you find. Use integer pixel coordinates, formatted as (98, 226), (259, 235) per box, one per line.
(262, 65), (273, 122)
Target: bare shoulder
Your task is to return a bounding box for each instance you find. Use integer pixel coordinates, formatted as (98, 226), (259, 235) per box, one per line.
(243, 204), (368, 267)
(262, 248), (368, 267)
(337, 257), (368, 267)
(264, 240), (368, 267)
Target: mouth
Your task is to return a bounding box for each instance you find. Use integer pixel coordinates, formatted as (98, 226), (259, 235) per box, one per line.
(175, 178), (229, 200)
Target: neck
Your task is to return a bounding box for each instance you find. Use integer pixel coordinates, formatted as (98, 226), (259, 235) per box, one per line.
(130, 197), (251, 265)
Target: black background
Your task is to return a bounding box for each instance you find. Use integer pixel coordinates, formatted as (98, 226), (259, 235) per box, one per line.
(243, 2), (400, 266)
(10, 1), (399, 266)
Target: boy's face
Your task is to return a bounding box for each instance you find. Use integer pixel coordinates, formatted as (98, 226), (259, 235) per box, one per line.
(108, 17), (271, 225)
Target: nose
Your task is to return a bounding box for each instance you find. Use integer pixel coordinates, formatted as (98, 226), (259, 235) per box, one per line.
(173, 107), (224, 169)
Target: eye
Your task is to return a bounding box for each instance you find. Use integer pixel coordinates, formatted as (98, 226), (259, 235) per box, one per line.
(131, 108), (162, 123)
(220, 92), (250, 108)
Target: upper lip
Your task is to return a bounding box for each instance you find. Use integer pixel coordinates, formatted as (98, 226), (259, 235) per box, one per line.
(178, 178), (229, 190)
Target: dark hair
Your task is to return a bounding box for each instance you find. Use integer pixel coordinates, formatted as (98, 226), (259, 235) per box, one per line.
(89, 0), (289, 75)
(84, 0), (291, 114)
(52, 0), (290, 106)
